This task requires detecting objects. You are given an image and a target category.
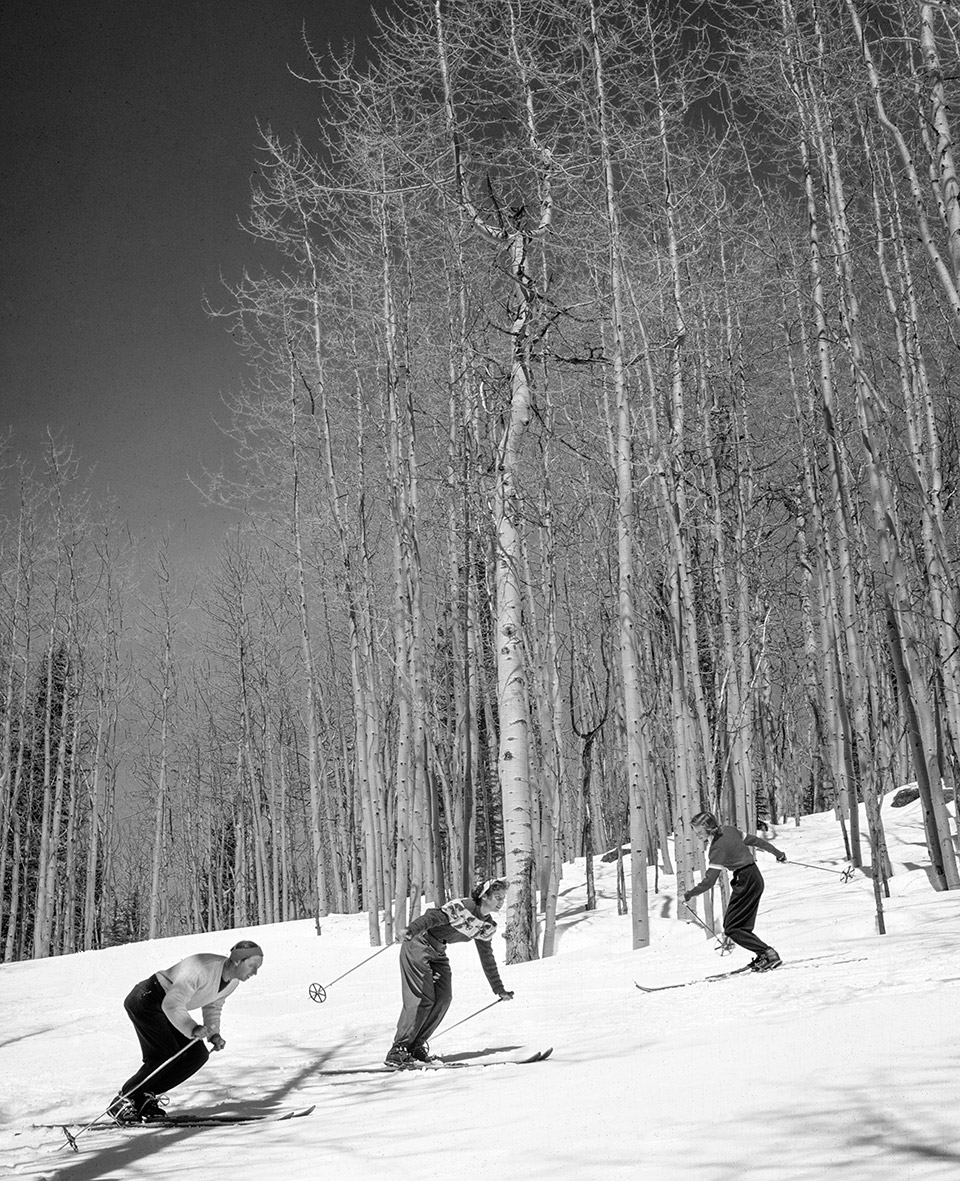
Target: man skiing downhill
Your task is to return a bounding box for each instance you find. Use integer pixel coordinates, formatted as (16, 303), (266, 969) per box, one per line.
(385, 878), (514, 1069)
(107, 940), (264, 1122)
(684, 812), (787, 972)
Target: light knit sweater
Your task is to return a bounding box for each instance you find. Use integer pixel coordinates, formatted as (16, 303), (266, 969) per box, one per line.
(155, 953), (239, 1038)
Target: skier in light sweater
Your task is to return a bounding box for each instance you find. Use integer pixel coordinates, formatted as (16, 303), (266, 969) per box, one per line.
(108, 940), (263, 1122)
(684, 811), (787, 972)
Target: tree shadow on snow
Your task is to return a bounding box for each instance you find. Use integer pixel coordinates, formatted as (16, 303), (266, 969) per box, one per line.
(665, 1075), (960, 1180)
(901, 861), (946, 889)
(0, 1024), (60, 1052)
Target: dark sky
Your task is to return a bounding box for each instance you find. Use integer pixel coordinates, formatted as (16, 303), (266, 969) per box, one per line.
(2, 1), (384, 563)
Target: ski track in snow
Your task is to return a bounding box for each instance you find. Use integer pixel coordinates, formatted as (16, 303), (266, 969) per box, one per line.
(3, 797), (960, 1180)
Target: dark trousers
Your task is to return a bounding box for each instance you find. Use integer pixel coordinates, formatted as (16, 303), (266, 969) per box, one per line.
(120, 975), (208, 1103)
(393, 938), (452, 1049)
(723, 863), (772, 956)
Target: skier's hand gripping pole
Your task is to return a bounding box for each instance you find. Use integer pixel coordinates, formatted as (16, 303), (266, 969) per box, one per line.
(681, 900), (733, 955)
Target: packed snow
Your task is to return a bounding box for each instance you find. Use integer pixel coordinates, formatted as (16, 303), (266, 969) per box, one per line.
(4, 797), (960, 1180)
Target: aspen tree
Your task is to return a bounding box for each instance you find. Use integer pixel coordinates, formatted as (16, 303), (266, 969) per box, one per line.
(142, 541), (180, 941)
(812, 4), (956, 886)
(777, 0), (868, 864)
(33, 439), (84, 957)
(82, 517), (127, 951)
(586, 0), (650, 947)
(0, 476), (35, 960)
(433, 0), (550, 960)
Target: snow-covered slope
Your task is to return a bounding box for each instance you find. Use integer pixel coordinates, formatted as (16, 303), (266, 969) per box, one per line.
(4, 798), (960, 1180)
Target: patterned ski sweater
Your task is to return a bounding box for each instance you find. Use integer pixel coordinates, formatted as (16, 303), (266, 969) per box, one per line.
(405, 898), (505, 994)
(155, 953), (239, 1038)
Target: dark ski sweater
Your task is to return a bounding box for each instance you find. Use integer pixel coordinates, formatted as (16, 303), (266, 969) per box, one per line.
(687, 827), (784, 898)
(405, 898), (506, 994)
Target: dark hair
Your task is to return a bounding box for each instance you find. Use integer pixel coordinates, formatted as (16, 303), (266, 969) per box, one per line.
(691, 811), (722, 837)
(229, 939), (264, 963)
(471, 877), (508, 904)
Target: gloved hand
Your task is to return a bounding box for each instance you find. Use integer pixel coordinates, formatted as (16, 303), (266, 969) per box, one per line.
(497, 990), (514, 1001)
(209, 1034), (226, 1052)
(775, 851), (787, 863)
(683, 890), (693, 902)
(192, 1024), (210, 1040)
(401, 929), (413, 941)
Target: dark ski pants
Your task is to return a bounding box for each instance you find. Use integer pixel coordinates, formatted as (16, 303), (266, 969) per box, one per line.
(120, 975), (209, 1103)
(393, 937), (452, 1050)
(723, 863), (773, 956)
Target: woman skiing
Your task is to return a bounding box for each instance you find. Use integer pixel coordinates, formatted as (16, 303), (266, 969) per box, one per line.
(385, 878), (514, 1069)
(684, 811), (787, 971)
(108, 940), (264, 1122)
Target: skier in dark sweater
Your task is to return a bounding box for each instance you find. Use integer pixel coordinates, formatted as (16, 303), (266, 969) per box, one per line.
(385, 878), (514, 1069)
(684, 811), (787, 972)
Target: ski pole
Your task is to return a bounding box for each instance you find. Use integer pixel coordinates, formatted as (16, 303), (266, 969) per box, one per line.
(681, 901), (733, 954)
(787, 859), (855, 883)
(308, 943), (394, 1003)
(61, 1039), (197, 1153)
(432, 997), (503, 1041)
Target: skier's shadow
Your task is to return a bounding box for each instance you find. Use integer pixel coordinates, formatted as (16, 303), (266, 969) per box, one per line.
(438, 1045), (523, 1062)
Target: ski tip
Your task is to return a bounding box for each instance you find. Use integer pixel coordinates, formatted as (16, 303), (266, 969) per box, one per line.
(538, 1047), (554, 1061)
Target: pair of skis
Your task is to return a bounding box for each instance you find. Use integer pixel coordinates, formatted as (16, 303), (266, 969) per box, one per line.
(47, 1048), (553, 1145)
(317, 1046), (553, 1077)
(53, 1105), (316, 1144)
(635, 954), (865, 992)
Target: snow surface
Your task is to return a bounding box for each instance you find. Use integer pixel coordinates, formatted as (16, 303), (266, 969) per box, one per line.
(4, 798), (960, 1180)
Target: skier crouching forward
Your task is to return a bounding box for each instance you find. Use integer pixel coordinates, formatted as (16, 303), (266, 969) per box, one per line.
(107, 940), (264, 1122)
(684, 811), (786, 972)
(385, 878), (514, 1069)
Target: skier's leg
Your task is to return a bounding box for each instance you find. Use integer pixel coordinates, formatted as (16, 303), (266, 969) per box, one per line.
(120, 975), (208, 1102)
(722, 865), (771, 956)
(392, 940), (436, 1049)
(147, 1041), (209, 1094)
(415, 958), (452, 1046)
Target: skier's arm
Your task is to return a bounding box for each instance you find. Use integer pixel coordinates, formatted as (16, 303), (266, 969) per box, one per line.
(744, 834), (787, 861)
(403, 907), (447, 940)
(683, 867), (720, 901)
(475, 937), (510, 997)
(160, 967), (207, 1038)
(199, 996), (227, 1035)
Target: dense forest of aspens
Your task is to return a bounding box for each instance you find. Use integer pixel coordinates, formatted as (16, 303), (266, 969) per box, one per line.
(4, 0), (960, 964)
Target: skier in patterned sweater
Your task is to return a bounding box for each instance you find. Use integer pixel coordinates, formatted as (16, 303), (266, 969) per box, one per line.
(385, 878), (514, 1069)
(684, 811), (787, 972)
(107, 940), (264, 1122)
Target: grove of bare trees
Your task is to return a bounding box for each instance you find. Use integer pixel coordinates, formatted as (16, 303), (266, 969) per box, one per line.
(4, 0), (960, 965)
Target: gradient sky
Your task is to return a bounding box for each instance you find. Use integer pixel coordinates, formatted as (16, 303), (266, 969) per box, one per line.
(2, 1), (384, 562)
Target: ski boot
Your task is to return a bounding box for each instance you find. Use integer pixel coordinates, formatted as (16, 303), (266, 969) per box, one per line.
(409, 1041), (442, 1065)
(384, 1043), (417, 1070)
(753, 949), (782, 973)
(105, 1095), (138, 1125)
(135, 1093), (169, 1122)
